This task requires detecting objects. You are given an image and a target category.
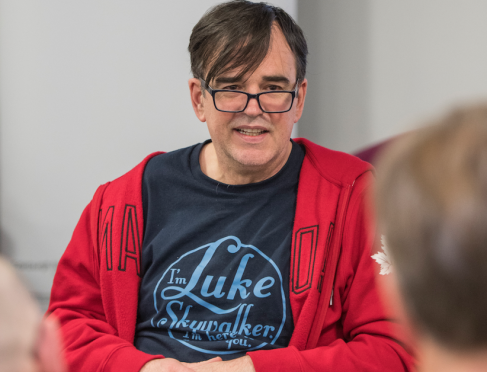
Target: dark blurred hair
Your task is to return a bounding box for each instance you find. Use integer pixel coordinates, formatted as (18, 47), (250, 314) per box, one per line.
(376, 104), (487, 350)
(188, 0), (307, 85)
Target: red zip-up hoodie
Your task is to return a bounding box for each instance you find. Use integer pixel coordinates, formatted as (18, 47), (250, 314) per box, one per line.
(48, 138), (413, 372)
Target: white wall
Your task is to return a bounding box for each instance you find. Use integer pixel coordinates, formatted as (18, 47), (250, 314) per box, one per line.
(369, 0), (487, 144)
(0, 0), (297, 309)
(297, 1), (370, 153)
(298, 0), (487, 153)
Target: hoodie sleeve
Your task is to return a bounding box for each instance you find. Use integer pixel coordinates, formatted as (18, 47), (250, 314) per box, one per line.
(47, 196), (161, 372)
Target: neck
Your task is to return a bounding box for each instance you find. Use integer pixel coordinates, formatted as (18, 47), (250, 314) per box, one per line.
(418, 336), (487, 372)
(199, 142), (292, 185)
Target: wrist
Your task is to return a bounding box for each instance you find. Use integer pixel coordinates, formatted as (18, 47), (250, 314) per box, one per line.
(241, 355), (256, 371)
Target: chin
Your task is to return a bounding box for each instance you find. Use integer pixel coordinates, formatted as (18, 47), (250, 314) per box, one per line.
(231, 150), (275, 168)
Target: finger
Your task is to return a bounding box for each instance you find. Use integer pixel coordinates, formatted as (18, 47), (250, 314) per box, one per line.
(182, 357), (222, 366)
(199, 357), (222, 364)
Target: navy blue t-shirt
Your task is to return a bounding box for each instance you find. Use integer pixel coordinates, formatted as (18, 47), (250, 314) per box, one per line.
(134, 140), (304, 362)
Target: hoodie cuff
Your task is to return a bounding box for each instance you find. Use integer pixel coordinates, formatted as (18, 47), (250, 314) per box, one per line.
(102, 345), (163, 372)
(248, 346), (302, 372)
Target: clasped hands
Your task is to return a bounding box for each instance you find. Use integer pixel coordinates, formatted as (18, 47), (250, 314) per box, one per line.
(140, 355), (255, 372)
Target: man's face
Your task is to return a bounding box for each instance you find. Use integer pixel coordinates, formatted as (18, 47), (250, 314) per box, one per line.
(190, 26), (307, 179)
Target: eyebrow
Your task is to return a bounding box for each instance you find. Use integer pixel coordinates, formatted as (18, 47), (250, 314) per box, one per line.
(214, 76), (241, 85)
(262, 75), (291, 84)
(213, 75), (291, 85)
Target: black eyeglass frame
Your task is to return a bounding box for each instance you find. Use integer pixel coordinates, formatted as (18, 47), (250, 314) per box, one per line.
(199, 78), (299, 113)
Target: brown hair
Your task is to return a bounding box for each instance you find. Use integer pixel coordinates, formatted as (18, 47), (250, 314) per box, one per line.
(376, 104), (487, 350)
(188, 0), (307, 85)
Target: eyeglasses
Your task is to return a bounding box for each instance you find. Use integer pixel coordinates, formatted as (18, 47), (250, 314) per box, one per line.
(200, 79), (298, 113)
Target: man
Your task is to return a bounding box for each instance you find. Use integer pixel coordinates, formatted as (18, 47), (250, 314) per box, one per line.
(0, 257), (66, 372)
(47, 1), (412, 371)
(375, 105), (487, 372)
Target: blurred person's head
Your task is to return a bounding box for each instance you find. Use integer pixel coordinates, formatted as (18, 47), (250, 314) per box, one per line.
(376, 104), (487, 369)
(0, 257), (65, 372)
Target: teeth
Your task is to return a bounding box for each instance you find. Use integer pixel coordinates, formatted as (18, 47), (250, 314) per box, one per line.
(236, 128), (266, 136)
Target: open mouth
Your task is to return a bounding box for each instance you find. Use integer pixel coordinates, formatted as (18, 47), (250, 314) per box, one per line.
(235, 128), (268, 136)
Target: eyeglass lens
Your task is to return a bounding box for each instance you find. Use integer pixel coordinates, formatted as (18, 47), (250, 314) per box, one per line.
(214, 91), (293, 113)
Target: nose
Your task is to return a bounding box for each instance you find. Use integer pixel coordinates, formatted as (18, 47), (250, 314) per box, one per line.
(243, 95), (263, 116)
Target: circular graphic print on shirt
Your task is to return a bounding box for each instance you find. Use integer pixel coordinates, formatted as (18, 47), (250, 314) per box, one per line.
(150, 236), (286, 355)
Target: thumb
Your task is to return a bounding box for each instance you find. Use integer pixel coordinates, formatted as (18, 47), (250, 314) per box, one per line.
(198, 357), (222, 364)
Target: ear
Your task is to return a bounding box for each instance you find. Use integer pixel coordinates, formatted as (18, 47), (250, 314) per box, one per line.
(293, 78), (308, 123)
(188, 78), (207, 122)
